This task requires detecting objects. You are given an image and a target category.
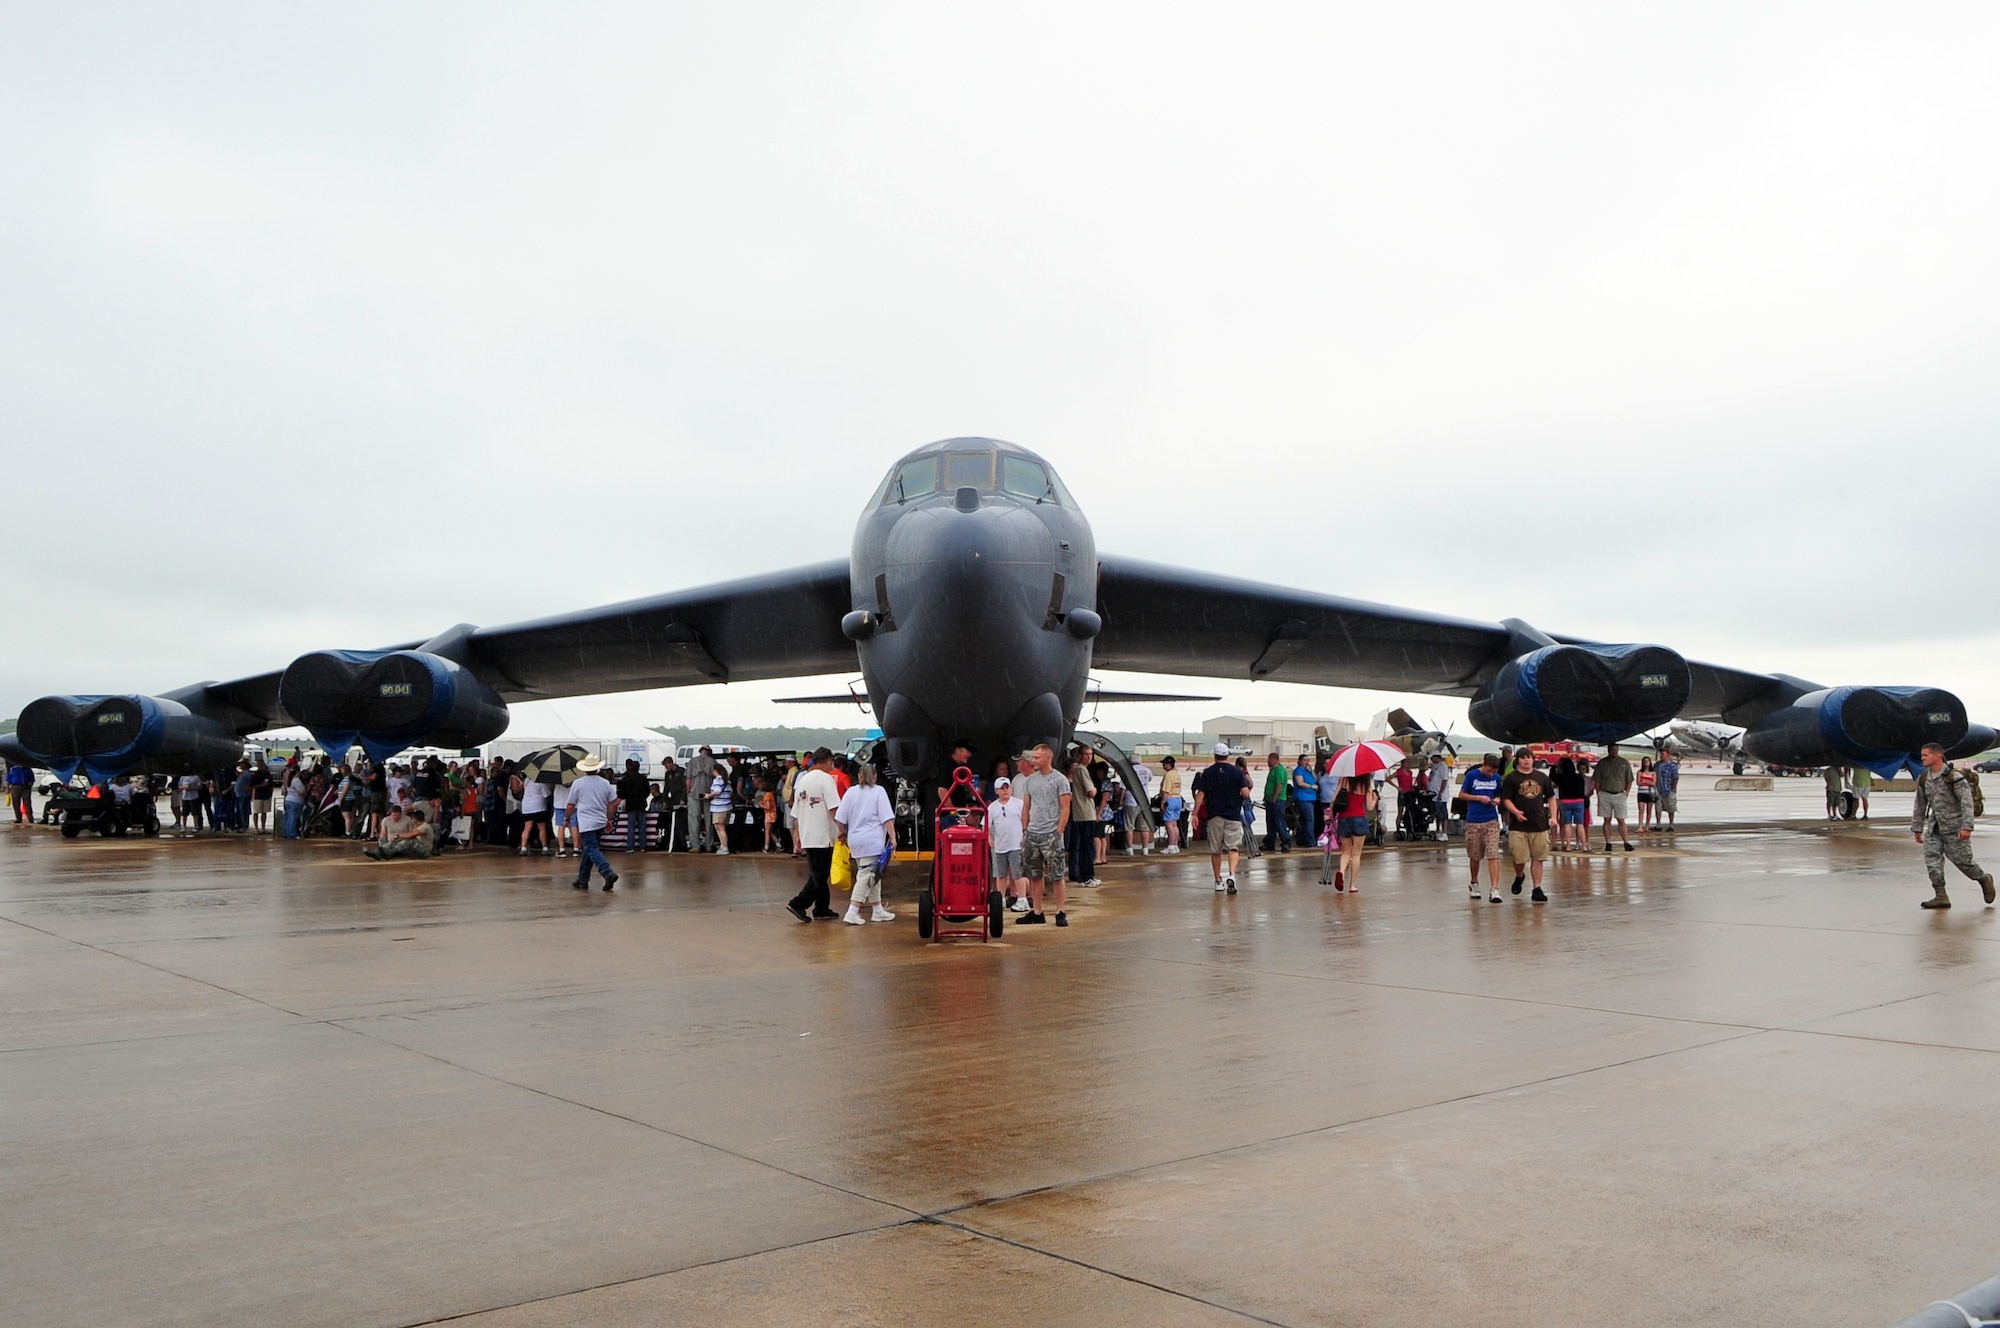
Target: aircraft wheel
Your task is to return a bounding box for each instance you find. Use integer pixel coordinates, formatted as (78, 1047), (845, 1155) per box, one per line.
(917, 890), (935, 940)
(1732, 761), (1744, 775)
(987, 889), (1004, 938)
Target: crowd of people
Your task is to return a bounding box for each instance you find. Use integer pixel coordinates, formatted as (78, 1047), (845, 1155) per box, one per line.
(6, 730), (1986, 913)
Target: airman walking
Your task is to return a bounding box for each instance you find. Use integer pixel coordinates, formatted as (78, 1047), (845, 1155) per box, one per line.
(1912, 741), (1992, 910)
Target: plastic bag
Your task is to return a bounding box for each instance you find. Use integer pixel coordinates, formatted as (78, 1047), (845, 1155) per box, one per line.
(829, 841), (854, 888)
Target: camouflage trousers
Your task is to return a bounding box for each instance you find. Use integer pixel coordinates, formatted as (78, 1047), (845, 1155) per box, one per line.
(1922, 829), (1984, 890)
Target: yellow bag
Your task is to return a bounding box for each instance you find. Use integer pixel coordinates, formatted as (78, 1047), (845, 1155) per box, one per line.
(829, 842), (854, 889)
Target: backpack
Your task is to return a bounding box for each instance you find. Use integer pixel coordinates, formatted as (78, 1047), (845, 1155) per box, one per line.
(1966, 767), (1985, 818)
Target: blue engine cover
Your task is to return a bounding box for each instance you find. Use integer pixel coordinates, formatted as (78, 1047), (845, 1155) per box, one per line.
(14, 693), (243, 784)
(1740, 686), (1968, 777)
(1469, 643), (1692, 745)
(278, 649), (509, 763)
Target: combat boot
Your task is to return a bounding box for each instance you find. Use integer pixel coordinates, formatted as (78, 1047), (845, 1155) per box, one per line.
(1921, 888), (1951, 909)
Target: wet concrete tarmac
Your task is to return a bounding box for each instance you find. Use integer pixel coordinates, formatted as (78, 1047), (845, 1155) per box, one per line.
(5, 776), (1998, 1326)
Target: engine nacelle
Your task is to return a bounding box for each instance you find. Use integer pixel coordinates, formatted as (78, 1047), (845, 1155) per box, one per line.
(1740, 686), (1969, 776)
(15, 693), (244, 783)
(1469, 643), (1692, 745)
(279, 649), (509, 763)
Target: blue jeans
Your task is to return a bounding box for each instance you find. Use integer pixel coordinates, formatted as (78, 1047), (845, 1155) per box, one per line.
(1263, 800), (1290, 851)
(625, 808), (646, 853)
(574, 828), (615, 884)
(282, 801), (303, 838)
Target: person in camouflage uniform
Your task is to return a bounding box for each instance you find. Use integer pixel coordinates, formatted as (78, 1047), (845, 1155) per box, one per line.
(1911, 742), (1993, 909)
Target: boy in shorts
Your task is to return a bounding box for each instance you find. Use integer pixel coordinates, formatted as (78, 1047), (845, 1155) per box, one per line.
(1500, 752), (1554, 902)
(987, 777), (1025, 910)
(1459, 752), (1505, 901)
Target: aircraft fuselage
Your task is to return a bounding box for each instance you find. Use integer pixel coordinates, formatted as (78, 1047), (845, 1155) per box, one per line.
(845, 439), (1099, 775)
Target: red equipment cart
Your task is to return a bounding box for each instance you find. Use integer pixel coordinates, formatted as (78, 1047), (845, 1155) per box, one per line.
(918, 769), (1004, 942)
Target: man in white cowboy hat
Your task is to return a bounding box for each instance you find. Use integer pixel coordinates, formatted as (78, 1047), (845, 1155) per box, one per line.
(563, 756), (621, 892)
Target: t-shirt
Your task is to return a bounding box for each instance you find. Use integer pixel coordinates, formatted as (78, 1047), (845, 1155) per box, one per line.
(1292, 763), (1318, 803)
(252, 767), (273, 797)
(6, 765), (29, 787)
(1594, 755), (1634, 795)
(1460, 768), (1503, 823)
(1656, 760), (1681, 795)
(1427, 763), (1452, 797)
(987, 796), (1024, 853)
(790, 768), (840, 848)
(412, 771), (438, 799)
(1018, 769), (1071, 835)
(1191, 760), (1249, 820)
(1501, 769), (1553, 833)
(179, 774), (203, 802)
(835, 785), (895, 858)
(1262, 765), (1289, 802)
(566, 773), (616, 832)
(617, 772), (651, 808)
(520, 779), (551, 814)
(233, 769), (256, 797)
(1069, 762), (1097, 807)
(1551, 765), (1588, 801)
(708, 775), (733, 814)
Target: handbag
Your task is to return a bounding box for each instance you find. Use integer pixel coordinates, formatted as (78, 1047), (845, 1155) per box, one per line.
(829, 841), (854, 888)
(1329, 788), (1351, 817)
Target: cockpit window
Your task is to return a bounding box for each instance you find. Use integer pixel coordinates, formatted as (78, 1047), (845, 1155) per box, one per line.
(878, 448), (1070, 507)
(944, 450), (995, 492)
(883, 456), (938, 505)
(1002, 455), (1055, 502)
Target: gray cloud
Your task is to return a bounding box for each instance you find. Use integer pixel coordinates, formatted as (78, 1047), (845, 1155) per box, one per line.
(4, 3), (1996, 733)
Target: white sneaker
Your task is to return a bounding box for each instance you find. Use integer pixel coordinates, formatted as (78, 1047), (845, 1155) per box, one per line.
(1489, 891), (1503, 903)
(716, 847), (730, 856)
(843, 907), (864, 925)
(1469, 885), (1481, 898)
(1213, 881), (1227, 892)
(1084, 877), (1101, 888)
(1009, 897), (1031, 913)
(1164, 846), (1180, 855)
(871, 906), (896, 922)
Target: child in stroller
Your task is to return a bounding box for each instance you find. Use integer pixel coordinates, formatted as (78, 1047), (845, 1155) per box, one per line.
(1395, 783), (1434, 841)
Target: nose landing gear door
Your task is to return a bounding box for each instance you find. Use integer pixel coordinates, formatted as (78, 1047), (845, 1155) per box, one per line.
(1069, 729), (1158, 846)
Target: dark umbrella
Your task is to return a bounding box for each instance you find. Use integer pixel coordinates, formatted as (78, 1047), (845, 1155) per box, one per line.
(516, 745), (592, 787)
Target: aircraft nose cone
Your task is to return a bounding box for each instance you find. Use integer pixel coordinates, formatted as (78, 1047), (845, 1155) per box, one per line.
(883, 504), (1050, 629)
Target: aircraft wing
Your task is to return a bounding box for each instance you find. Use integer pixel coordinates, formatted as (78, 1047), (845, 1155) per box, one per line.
(1090, 555), (1511, 696)
(465, 560), (856, 701)
(1091, 555), (1818, 728)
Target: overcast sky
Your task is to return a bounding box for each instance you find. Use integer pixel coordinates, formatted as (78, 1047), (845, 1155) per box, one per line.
(3, 3), (1996, 743)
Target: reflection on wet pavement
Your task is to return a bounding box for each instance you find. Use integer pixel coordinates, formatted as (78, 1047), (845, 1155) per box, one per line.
(4, 777), (1997, 1326)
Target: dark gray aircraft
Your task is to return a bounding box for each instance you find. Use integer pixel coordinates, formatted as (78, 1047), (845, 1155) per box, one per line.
(5, 436), (1992, 785)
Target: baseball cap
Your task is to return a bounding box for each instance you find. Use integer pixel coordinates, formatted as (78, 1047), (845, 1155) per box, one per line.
(1214, 742), (1231, 756)
(993, 776), (1011, 789)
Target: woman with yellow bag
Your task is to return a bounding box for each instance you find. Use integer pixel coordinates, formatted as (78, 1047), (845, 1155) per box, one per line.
(834, 764), (898, 924)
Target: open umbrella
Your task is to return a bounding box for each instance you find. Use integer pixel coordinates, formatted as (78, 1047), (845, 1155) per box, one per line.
(1323, 740), (1408, 780)
(516, 745), (593, 787)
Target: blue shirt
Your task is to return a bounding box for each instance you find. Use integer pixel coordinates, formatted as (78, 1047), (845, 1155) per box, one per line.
(1318, 772), (1340, 804)
(1291, 762), (1317, 802)
(1654, 760), (1680, 796)
(1460, 768), (1503, 823)
(5, 765), (29, 787)
(1192, 760), (1248, 820)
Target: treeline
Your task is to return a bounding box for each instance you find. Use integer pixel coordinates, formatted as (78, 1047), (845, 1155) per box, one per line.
(646, 724), (1189, 752)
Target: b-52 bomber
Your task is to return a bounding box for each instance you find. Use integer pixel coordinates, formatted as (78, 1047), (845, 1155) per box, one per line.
(5, 437), (1992, 786)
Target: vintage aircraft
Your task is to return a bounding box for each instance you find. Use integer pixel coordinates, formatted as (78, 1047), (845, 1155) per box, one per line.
(1656, 720), (1755, 773)
(5, 437), (1993, 785)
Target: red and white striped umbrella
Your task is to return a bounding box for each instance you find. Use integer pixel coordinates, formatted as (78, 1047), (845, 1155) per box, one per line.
(1323, 740), (1408, 779)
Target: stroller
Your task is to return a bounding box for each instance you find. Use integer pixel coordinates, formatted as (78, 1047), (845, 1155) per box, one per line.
(1394, 786), (1434, 841)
